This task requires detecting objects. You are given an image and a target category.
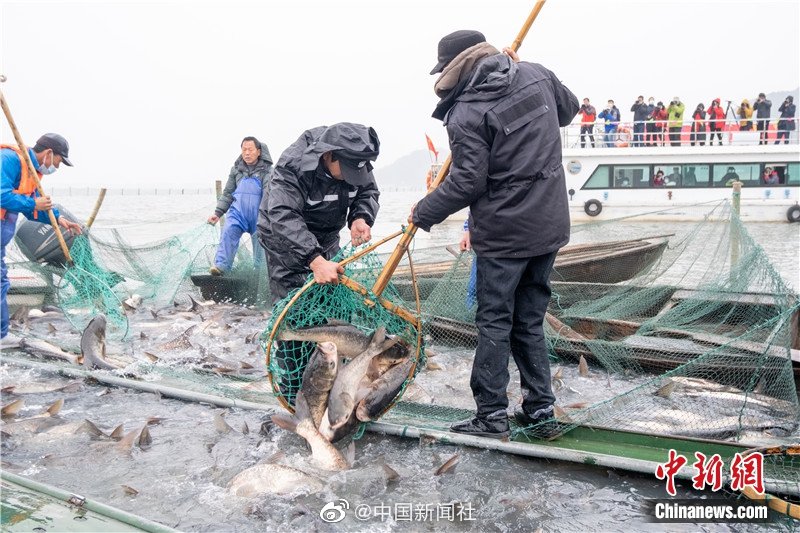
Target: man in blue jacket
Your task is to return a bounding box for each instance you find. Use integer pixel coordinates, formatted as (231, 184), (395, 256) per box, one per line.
(411, 30), (579, 439)
(597, 100), (621, 147)
(1, 133), (82, 346)
(207, 137), (272, 275)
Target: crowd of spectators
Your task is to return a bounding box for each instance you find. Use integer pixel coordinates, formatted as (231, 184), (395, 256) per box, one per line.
(576, 94), (796, 148)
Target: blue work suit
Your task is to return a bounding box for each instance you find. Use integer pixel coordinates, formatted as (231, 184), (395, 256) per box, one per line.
(1, 147), (59, 338)
(214, 176), (264, 272)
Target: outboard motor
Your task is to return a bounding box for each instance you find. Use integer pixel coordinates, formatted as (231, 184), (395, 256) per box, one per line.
(14, 204), (84, 267)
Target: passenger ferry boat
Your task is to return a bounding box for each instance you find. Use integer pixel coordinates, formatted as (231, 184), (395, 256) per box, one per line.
(560, 129), (800, 223)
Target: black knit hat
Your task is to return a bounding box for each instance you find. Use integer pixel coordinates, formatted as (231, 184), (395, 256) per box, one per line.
(430, 30), (486, 75)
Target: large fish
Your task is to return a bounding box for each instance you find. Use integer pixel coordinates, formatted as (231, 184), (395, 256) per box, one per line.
(319, 407), (360, 444)
(79, 315), (120, 370)
(327, 327), (398, 429)
(276, 323), (372, 359)
(227, 463), (324, 497)
(366, 339), (411, 381)
(295, 342), (338, 429)
(356, 357), (414, 422)
(18, 338), (79, 365)
(271, 414), (350, 471)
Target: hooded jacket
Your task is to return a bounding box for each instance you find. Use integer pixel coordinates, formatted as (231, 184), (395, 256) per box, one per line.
(257, 123), (380, 297)
(413, 54), (579, 258)
(214, 141), (273, 216)
(707, 99), (725, 129)
(738, 100), (753, 129)
(778, 99), (796, 131)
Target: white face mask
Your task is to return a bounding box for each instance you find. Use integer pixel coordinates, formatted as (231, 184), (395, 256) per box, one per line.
(39, 151), (57, 175)
(649, 99), (654, 105)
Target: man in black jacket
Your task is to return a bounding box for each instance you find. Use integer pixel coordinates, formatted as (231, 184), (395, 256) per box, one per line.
(257, 123), (380, 300)
(411, 30), (579, 439)
(631, 96), (649, 147)
(753, 93), (772, 145)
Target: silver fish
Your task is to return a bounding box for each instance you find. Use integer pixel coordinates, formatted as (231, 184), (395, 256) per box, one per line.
(277, 323), (372, 359)
(271, 414), (349, 471)
(79, 315), (120, 370)
(227, 463), (324, 497)
(18, 338), (79, 365)
(295, 342), (338, 429)
(356, 357), (414, 422)
(327, 327), (397, 429)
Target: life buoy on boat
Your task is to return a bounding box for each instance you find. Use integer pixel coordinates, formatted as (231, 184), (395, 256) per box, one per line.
(788, 204), (800, 223)
(584, 199), (603, 217)
(615, 127), (631, 147)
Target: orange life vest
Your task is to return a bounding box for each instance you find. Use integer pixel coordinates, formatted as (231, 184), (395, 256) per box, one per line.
(1, 144), (41, 221)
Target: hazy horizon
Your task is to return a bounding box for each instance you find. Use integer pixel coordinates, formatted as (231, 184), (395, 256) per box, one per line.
(1, 0), (798, 189)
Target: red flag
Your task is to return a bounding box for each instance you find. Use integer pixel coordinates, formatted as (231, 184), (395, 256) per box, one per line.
(425, 134), (439, 161)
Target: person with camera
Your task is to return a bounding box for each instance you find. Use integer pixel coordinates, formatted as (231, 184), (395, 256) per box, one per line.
(737, 99), (754, 134)
(690, 103), (707, 146)
(630, 96), (649, 147)
(597, 100), (621, 147)
(644, 97), (657, 146)
(578, 98), (596, 148)
(667, 97), (685, 146)
(776, 95), (795, 145)
(707, 99), (725, 146)
(753, 93), (772, 145)
(649, 101), (668, 146)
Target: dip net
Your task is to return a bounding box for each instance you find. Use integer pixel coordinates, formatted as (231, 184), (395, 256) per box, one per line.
(262, 240), (424, 414)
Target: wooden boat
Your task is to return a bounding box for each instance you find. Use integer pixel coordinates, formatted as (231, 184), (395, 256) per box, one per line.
(426, 283), (800, 393)
(188, 235), (670, 305)
(391, 235), (670, 301)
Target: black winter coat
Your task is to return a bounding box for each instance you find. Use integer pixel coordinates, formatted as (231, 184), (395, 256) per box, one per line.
(631, 102), (650, 122)
(413, 54), (579, 258)
(257, 126), (380, 297)
(753, 99), (772, 119)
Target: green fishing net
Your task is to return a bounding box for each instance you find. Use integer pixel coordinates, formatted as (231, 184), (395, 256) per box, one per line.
(263, 239), (424, 413)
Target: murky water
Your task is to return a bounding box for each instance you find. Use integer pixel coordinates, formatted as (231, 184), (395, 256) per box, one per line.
(1, 191), (798, 531)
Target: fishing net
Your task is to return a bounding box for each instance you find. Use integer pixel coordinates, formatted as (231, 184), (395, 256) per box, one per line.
(5, 221), (234, 338)
(263, 239), (424, 414)
(4, 192), (800, 505)
(385, 202), (800, 446)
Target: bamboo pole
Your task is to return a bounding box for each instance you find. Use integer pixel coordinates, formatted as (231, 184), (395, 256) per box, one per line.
(731, 180), (742, 279)
(84, 188), (107, 228)
(215, 179), (224, 227)
(371, 0), (548, 297)
(0, 76), (72, 264)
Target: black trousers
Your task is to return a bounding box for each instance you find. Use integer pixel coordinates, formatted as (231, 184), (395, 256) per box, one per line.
(708, 126), (723, 145)
(669, 126), (682, 146)
(472, 251), (558, 418)
(580, 125), (595, 147)
(757, 119), (769, 144)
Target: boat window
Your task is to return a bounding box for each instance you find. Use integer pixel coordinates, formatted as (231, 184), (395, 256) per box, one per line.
(582, 165), (610, 189)
(712, 164), (759, 187)
(679, 165), (710, 187)
(787, 163), (799, 185)
(613, 165), (649, 188)
(653, 165), (685, 187)
(761, 163), (792, 186)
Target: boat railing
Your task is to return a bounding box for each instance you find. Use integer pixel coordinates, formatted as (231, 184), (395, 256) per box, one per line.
(561, 118), (799, 149)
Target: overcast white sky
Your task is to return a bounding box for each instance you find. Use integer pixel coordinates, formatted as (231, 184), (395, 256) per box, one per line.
(1, 0), (798, 188)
